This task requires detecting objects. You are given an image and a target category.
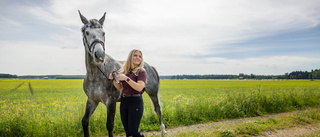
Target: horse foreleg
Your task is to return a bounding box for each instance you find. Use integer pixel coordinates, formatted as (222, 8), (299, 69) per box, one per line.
(149, 95), (167, 135)
(106, 99), (117, 137)
(82, 98), (99, 137)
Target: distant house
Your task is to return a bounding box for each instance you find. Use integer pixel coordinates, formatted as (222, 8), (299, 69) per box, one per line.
(239, 77), (244, 80)
(44, 77), (49, 79)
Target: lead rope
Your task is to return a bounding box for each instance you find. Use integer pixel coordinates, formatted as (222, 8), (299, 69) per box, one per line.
(96, 65), (120, 99)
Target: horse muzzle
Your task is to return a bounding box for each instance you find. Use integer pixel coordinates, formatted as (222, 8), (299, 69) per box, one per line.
(94, 50), (105, 63)
(91, 40), (105, 63)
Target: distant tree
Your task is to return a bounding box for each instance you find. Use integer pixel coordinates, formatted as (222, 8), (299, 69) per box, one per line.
(284, 73), (289, 79)
(250, 74), (255, 79)
(0, 73), (18, 78)
(311, 69), (320, 79)
(288, 71), (310, 79)
(158, 69), (320, 80)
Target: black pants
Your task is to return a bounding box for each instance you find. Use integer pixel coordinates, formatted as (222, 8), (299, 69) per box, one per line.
(120, 96), (144, 137)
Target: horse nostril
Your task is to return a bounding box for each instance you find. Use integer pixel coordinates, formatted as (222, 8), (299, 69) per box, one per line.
(95, 52), (104, 61)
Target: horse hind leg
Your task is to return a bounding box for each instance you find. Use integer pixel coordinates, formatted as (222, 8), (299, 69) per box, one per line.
(82, 98), (99, 137)
(148, 94), (167, 135)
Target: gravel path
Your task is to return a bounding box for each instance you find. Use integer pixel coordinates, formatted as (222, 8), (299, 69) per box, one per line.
(258, 123), (320, 137)
(114, 109), (320, 137)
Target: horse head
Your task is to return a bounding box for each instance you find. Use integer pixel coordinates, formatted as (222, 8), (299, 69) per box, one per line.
(79, 10), (106, 64)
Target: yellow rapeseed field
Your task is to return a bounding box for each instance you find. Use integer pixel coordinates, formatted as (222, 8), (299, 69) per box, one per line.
(1, 79), (320, 136)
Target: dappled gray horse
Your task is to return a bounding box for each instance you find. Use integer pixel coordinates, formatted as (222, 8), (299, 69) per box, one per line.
(79, 11), (166, 137)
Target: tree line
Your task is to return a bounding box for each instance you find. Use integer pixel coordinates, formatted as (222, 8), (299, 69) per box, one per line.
(160, 69), (320, 80)
(0, 74), (18, 78)
(0, 74), (84, 79)
(1, 69), (320, 79)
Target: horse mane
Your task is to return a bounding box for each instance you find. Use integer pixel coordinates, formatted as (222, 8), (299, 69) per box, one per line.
(81, 19), (103, 32)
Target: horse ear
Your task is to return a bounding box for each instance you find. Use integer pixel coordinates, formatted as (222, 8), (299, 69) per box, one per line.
(78, 10), (89, 24)
(99, 12), (106, 25)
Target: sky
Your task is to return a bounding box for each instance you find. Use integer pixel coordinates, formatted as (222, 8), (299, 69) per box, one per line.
(0, 0), (320, 76)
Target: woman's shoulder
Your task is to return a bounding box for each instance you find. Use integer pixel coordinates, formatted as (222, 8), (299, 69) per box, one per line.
(138, 68), (146, 75)
(137, 68), (147, 81)
(140, 68), (146, 72)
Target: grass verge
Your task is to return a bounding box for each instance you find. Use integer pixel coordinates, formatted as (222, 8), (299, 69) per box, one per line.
(157, 107), (320, 137)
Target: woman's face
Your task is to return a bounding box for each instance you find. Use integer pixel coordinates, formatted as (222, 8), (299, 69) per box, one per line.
(132, 51), (142, 67)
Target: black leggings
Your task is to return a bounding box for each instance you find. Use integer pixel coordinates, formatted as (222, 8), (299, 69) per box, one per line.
(120, 96), (144, 137)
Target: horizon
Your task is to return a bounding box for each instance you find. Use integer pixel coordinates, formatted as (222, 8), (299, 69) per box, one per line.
(1, 0), (320, 76)
(3, 68), (317, 77)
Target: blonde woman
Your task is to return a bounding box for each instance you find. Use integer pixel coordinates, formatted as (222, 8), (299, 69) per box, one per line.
(109, 49), (146, 137)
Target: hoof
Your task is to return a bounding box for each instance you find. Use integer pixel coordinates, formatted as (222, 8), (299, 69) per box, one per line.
(161, 130), (167, 135)
(160, 124), (167, 135)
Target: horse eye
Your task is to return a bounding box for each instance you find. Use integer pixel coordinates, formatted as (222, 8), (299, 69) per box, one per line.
(86, 31), (89, 35)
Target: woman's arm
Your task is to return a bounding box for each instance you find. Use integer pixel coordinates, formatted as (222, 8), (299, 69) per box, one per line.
(117, 73), (145, 92)
(126, 79), (145, 92)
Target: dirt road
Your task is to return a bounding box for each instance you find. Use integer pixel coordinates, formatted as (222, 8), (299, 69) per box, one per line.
(115, 109), (320, 137)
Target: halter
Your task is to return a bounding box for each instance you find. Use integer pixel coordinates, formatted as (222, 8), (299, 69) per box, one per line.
(83, 36), (105, 53)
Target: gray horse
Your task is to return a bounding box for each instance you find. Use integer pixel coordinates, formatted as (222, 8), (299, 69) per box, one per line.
(78, 11), (166, 137)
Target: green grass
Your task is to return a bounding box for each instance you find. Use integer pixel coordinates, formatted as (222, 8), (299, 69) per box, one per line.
(169, 107), (320, 137)
(1, 79), (320, 136)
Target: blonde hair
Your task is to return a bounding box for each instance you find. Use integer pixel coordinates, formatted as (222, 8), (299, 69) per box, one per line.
(119, 49), (144, 76)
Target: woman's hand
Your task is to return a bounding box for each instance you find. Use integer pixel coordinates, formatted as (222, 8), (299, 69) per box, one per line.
(117, 73), (128, 81)
(110, 73), (123, 90)
(109, 73), (114, 80)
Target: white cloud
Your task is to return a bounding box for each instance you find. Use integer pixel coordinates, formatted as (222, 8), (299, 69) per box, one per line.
(0, 41), (85, 75)
(27, 0), (320, 49)
(0, 17), (21, 27)
(202, 56), (320, 75)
